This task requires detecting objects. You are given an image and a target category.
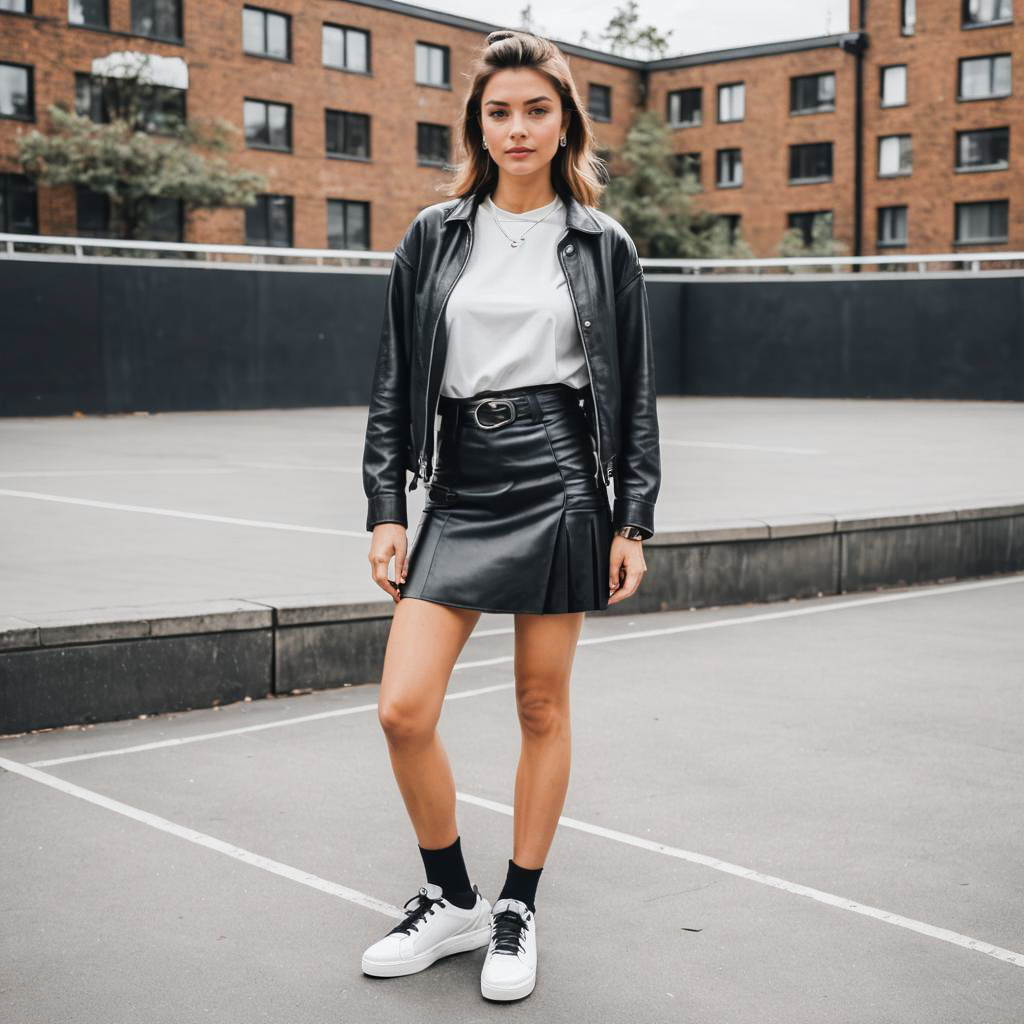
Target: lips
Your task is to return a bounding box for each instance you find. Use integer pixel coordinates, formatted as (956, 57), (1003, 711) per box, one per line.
(506, 148), (533, 154)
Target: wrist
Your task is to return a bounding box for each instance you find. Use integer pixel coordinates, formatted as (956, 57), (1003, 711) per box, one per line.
(614, 525), (645, 541)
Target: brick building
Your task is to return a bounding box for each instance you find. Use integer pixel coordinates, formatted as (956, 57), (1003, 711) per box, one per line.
(0, 0), (1020, 256)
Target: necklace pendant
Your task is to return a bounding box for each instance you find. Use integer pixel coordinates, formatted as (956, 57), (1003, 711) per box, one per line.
(509, 239), (521, 248)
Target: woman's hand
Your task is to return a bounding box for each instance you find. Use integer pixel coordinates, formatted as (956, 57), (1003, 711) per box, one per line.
(368, 523), (409, 602)
(607, 534), (647, 605)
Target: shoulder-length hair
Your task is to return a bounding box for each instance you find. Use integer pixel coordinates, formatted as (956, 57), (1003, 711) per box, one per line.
(442, 29), (609, 207)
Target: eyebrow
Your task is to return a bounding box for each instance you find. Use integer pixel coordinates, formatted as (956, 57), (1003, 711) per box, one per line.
(483, 96), (554, 106)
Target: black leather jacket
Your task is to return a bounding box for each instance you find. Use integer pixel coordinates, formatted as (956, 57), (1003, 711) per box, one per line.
(362, 188), (661, 539)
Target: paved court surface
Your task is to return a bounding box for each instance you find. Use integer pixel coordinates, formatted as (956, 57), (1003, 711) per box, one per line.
(2, 575), (1023, 1021)
(2, 397), (1023, 618)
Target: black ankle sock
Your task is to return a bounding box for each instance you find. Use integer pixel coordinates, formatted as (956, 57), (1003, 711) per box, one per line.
(497, 858), (542, 914)
(418, 835), (477, 909)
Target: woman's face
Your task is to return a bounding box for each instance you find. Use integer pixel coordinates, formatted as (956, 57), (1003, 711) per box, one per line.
(479, 68), (571, 180)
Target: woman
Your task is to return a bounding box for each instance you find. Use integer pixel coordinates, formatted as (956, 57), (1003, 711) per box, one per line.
(360, 29), (660, 1002)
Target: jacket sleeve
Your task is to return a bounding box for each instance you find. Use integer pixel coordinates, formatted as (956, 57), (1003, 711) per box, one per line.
(611, 246), (661, 540)
(362, 245), (416, 532)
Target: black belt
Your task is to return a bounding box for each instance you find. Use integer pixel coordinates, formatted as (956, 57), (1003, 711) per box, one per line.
(438, 383), (588, 431)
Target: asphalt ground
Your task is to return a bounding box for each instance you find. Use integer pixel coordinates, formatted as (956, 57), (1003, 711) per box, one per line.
(2, 397), (1023, 618)
(2, 574), (1022, 1021)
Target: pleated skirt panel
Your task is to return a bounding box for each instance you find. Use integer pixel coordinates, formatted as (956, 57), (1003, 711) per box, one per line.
(398, 381), (613, 615)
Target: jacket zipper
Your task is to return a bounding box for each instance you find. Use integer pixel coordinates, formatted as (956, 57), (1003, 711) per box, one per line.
(412, 218), (475, 491)
(557, 230), (610, 487)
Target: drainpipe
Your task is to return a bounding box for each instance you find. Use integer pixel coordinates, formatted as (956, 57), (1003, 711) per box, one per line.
(840, 12), (870, 271)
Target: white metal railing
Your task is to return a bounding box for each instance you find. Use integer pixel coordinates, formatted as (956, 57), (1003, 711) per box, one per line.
(1, 232), (1022, 274)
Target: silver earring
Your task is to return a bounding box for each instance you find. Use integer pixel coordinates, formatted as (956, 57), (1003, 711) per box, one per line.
(559, 135), (567, 147)
(482, 139), (488, 150)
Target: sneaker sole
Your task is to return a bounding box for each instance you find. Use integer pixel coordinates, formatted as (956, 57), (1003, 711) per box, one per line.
(362, 922), (491, 977)
(481, 968), (537, 1001)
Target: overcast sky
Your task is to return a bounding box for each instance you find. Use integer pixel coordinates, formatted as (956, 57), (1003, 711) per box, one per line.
(403, 0), (852, 56)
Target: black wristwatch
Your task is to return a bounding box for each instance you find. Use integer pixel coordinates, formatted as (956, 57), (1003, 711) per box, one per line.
(615, 525), (645, 541)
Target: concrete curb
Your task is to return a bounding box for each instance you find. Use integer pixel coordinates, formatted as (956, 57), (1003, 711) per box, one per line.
(3, 499), (1022, 735)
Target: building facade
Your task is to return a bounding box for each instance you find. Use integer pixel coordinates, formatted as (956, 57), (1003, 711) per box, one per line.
(0, 0), (1020, 256)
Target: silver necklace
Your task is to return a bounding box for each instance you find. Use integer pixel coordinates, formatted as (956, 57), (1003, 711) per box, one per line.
(484, 195), (562, 248)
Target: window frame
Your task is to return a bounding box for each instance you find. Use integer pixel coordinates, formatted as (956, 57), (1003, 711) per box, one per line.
(0, 60), (34, 122)
(789, 71), (836, 116)
(787, 209), (833, 247)
(957, 53), (1012, 101)
(667, 87), (702, 128)
(877, 205), (908, 247)
(414, 41), (450, 89)
(245, 193), (294, 247)
(325, 108), (370, 161)
(673, 151), (702, 185)
(879, 64), (908, 107)
(326, 197), (370, 251)
(901, 0), (916, 35)
(130, 0), (184, 44)
(242, 5), (292, 63)
(877, 133), (913, 177)
(788, 141), (834, 184)
(0, 171), (38, 234)
(322, 22), (371, 74)
(416, 121), (450, 168)
(953, 198), (1009, 244)
(717, 81), (745, 123)
(961, 0), (1014, 28)
(588, 82), (612, 123)
(715, 147), (743, 188)
(243, 97), (293, 152)
(955, 125), (1010, 171)
(0, 0), (32, 14)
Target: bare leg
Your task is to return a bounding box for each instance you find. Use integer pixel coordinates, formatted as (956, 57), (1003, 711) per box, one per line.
(508, 610), (586, 868)
(377, 596), (481, 848)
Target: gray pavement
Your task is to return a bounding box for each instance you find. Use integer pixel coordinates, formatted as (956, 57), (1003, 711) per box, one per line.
(2, 397), (1023, 618)
(2, 577), (1023, 1021)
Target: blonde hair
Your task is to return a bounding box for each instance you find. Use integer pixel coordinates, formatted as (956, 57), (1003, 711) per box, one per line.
(443, 29), (608, 206)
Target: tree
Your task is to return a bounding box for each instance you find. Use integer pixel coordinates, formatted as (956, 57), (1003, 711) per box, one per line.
(16, 54), (268, 241)
(777, 213), (848, 271)
(580, 0), (673, 59)
(600, 110), (753, 260)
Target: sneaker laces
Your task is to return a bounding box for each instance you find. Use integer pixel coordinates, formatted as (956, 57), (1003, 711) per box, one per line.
(388, 888), (447, 936)
(491, 908), (529, 955)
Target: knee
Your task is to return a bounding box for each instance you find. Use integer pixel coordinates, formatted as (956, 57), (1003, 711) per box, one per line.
(378, 694), (434, 744)
(515, 688), (567, 737)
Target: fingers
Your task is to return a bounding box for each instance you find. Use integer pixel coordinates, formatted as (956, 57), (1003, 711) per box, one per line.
(607, 543), (647, 606)
(368, 545), (400, 602)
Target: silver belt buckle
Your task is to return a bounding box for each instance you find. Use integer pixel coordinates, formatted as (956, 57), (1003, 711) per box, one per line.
(471, 397), (517, 430)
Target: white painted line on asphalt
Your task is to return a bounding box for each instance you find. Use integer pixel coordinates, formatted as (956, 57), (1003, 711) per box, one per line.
(28, 682), (515, 767)
(457, 791), (1024, 969)
(661, 439), (824, 454)
(0, 468), (248, 478)
(0, 755), (404, 920)
(24, 572), (1024, 768)
(0, 488), (366, 536)
(1, 752), (1019, 970)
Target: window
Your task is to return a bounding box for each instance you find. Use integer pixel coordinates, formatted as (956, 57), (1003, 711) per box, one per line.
(322, 24), (369, 73)
(667, 87), (701, 127)
(955, 199), (1008, 242)
(69, 0), (108, 26)
(244, 99), (291, 151)
(325, 109), (369, 159)
(880, 65), (907, 106)
(75, 185), (183, 240)
(716, 147), (742, 187)
(959, 54), (1012, 99)
(0, 62), (33, 121)
(962, 0), (1013, 26)
(788, 210), (832, 246)
(717, 82), (744, 122)
(720, 213), (741, 246)
(789, 142), (833, 183)
(790, 72), (835, 114)
(417, 122), (449, 167)
(877, 206), (908, 246)
(245, 194), (293, 246)
(956, 126), (1010, 170)
(1, 0), (31, 12)
(901, 0), (916, 34)
(589, 83), (611, 122)
(878, 134), (912, 175)
(243, 6), (290, 60)
(75, 73), (186, 133)
(327, 198), (369, 250)
(415, 42), (449, 87)
(672, 152), (701, 184)
(131, 0), (182, 41)
(0, 172), (37, 233)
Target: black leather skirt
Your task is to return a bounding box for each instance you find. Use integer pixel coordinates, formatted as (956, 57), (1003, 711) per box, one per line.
(398, 381), (613, 614)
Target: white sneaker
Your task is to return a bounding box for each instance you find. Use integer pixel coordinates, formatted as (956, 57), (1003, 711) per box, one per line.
(361, 882), (491, 977)
(480, 897), (537, 1001)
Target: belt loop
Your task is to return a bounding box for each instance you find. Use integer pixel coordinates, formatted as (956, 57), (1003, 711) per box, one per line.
(524, 391), (543, 424)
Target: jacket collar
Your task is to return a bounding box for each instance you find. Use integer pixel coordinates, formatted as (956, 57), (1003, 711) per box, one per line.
(442, 188), (603, 235)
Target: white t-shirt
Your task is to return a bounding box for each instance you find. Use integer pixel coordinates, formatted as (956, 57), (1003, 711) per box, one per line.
(440, 192), (590, 399)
